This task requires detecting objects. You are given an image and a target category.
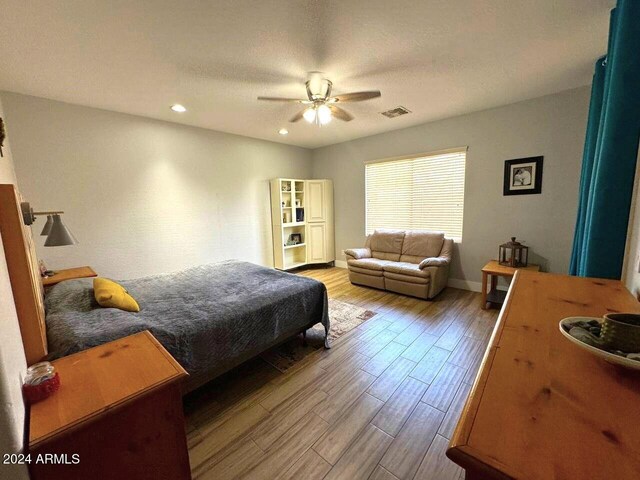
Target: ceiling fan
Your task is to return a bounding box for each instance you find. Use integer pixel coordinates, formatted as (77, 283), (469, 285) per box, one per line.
(258, 75), (381, 126)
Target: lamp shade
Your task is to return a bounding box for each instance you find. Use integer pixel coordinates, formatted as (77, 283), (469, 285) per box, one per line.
(316, 104), (332, 125)
(303, 107), (316, 123)
(40, 215), (53, 236)
(44, 214), (78, 247)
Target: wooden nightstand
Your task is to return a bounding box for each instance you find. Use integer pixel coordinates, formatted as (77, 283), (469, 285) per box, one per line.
(28, 331), (191, 480)
(481, 260), (540, 309)
(42, 266), (97, 287)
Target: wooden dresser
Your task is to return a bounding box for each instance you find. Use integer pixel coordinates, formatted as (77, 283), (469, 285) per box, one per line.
(28, 331), (191, 480)
(447, 271), (640, 479)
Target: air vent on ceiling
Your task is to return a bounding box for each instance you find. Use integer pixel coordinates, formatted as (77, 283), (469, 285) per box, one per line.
(381, 106), (411, 118)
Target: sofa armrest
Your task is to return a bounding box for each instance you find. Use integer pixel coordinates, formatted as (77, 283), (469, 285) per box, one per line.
(419, 237), (453, 269)
(344, 248), (372, 260)
(423, 263), (451, 298)
(418, 256), (450, 269)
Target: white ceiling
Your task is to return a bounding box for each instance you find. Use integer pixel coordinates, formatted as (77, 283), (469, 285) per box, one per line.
(0, 0), (613, 149)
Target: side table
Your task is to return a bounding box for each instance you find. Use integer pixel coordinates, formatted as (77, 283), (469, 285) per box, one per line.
(481, 260), (540, 309)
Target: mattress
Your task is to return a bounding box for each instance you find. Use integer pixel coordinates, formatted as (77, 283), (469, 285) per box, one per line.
(44, 260), (329, 377)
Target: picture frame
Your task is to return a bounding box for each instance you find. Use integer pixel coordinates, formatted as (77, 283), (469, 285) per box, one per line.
(290, 233), (302, 244)
(503, 156), (543, 196)
(0, 117), (5, 157)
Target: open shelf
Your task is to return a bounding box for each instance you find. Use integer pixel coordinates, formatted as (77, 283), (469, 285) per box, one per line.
(283, 261), (306, 270)
(272, 178), (307, 270)
(284, 243), (306, 249)
(486, 288), (508, 305)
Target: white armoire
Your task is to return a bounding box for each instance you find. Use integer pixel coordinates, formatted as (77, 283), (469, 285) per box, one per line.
(270, 178), (335, 270)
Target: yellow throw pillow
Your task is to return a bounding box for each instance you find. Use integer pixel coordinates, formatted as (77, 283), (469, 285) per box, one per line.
(93, 278), (140, 312)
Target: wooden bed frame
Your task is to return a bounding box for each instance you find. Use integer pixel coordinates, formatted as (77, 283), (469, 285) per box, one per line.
(183, 320), (321, 393)
(0, 184), (48, 365)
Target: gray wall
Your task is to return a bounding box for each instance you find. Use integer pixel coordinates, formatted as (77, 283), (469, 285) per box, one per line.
(2, 87), (591, 288)
(1, 92), (313, 279)
(312, 86), (591, 288)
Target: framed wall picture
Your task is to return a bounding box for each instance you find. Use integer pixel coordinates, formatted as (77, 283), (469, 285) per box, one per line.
(0, 117), (5, 157)
(503, 156), (543, 196)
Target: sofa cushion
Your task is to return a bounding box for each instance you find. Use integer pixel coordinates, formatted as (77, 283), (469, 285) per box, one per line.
(385, 278), (430, 299)
(349, 271), (386, 290)
(370, 229), (405, 261)
(372, 251), (403, 261)
(348, 265), (384, 277)
(384, 270), (430, 285)
(382, 261), (430, 279)
(347, 258), (395, 271)
(400, 231), (445, 264)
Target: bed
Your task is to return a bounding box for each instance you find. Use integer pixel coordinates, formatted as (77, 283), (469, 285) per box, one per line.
(0, 185), (329, 393)
(43, 260), (330, 392)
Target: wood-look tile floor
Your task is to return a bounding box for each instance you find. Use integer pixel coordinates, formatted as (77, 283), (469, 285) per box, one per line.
(184, 267), (498, 480)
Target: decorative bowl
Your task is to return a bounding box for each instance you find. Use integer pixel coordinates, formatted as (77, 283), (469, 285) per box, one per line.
(600, 313), (640, 353)
(559, 316), (640, 371)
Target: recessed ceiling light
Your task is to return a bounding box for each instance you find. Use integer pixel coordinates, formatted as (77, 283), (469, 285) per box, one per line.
(171, 104), (187, 113)
(278, 128), (289, 135)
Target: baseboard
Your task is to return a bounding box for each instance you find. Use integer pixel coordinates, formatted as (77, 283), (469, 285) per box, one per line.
(447, 278), (509, 293)
(447, 278), (482, 292)
(335, 260), (348, 269)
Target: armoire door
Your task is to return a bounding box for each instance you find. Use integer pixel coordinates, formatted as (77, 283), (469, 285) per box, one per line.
(307, 223), (326, 263)
(306, 180), (326, 223)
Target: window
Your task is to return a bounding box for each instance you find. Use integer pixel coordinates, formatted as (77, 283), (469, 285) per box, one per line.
(365, 148), (466, 240)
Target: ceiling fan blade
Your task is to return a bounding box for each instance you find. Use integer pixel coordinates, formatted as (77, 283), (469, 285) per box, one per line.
(329, 105), (354, 122)
(331, 91), (381, 102)
(257, 96), (307, 103)
(289, 110), (305, 122)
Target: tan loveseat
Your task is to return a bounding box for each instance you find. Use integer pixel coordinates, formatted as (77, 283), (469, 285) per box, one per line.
(345, 229), (453, 299)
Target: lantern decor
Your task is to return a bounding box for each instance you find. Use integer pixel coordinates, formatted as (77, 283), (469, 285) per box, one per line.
(498, 237), (529, 268)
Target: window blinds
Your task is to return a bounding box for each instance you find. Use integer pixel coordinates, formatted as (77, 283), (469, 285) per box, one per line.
(365, 149), (466, 239)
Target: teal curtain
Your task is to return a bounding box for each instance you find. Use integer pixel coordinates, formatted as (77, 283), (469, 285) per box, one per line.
(570, 0), (640, 278)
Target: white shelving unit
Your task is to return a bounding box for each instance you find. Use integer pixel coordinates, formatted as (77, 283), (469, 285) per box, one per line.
(270, 179), (307, 270)
(270, 178), (334, 271)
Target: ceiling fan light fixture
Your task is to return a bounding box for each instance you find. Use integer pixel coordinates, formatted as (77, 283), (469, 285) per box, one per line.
(303, 107), (317, 124)
(317, 104), (332, 125)
(306, 73), (332, 100)
(258, 77), (379, 126)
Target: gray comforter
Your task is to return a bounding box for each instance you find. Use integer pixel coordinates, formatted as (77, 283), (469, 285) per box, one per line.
(44, 260), (329, 376)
